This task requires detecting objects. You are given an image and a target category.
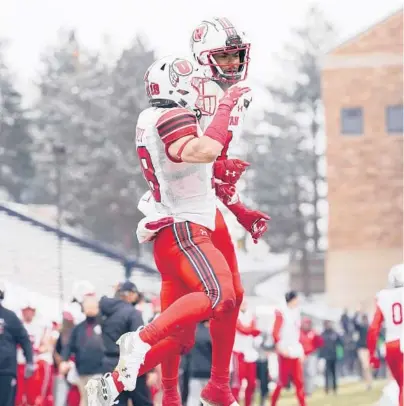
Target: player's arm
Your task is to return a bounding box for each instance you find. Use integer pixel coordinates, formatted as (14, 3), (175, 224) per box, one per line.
(272, 310), (283, 345)
(157, 107), (220, 163)
(166, 85), (250, 163)
(218, 190), (270, 243)
(367, 304), (384, 357)
(236, 319), (260, 337)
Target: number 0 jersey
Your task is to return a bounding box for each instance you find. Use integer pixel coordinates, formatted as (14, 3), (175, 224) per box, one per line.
(376, 287), (404, 343)
(136, 106), (216, 230)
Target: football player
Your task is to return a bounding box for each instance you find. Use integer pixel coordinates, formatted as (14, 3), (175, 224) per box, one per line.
(86, 55), (249, 406)
(139, 18), (270, 405)
(367, 263), (404, 406)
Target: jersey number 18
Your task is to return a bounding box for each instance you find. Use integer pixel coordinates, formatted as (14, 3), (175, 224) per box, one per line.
(137, 146), (161, 202)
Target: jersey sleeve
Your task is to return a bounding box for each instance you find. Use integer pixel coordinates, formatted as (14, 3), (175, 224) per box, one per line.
(272, 310), (283, 344)
(156, 108), (197, 146)
(367, 304), (384, 356)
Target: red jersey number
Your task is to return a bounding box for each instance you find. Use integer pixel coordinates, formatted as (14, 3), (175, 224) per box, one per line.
(392, 302), (403, 325)
(218, 130), (233, 160)
(137, 146), (161, 202)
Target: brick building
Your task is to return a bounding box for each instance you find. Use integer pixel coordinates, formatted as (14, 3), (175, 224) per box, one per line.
(321, 9), (403, 310)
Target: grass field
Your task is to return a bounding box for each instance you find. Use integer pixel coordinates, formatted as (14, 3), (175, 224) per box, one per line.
(254, 379), (387, 406)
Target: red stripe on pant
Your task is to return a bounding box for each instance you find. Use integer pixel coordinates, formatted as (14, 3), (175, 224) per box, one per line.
(174, 222), (221, 308)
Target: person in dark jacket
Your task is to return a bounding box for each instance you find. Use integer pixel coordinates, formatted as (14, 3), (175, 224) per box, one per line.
(353, 312), (372, 389)
(187, 321), (212, 406)
(320, 320), (343, 394)
(60, 296), (105, 406)
(0, 281), (34, 406)
(98, 281), (152, 406)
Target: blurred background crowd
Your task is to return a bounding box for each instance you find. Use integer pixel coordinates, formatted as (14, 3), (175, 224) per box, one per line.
(0, 279), (392, 406)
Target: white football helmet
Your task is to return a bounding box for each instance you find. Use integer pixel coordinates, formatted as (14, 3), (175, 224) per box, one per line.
(190, 17), (251, 84)
(388, 263), (404, 288)
(144, 55), (211, 116)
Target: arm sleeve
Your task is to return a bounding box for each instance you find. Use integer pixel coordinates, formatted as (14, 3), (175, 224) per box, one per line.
(236, 319), (260, 337)
(156, 108), (197, 146)
(272, 310), (283, 344)
(14, 315), (33, 364)
(367, 305), (384, 356)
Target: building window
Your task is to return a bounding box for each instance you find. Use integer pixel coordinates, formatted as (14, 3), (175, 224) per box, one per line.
(341, 107), (363, 135)
(386, 105), (403, 134)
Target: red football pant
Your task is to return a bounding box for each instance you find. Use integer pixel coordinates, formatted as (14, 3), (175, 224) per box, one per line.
(144, 211), (243, 387)
(270, 355), (305, 406)
(16, 360), (53, 406)
(231, 352), (256, 406)
(385, 340), (403, 405)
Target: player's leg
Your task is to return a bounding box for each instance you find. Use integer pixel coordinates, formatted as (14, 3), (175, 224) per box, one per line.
(385, 341), (403, 405)
(244, 361), (257, 406)
(230, 352), (243, 401)
(25, 360), (43, 406)
(101, 221), (235, 400)
(211, 209), (244, 306)
(270, 355), (290, 406)
(291, 358), (306, 406)
(208, 209), (244, 390)
(139, 221), (236, 346)
(15, 364), (25, 406)
(109, 270), (195, 401)
(159, 278), (196, 403)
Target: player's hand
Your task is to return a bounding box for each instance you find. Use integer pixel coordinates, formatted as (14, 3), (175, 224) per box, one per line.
(215, 183), (236, 205)
(370, 355), (381, 369)
(213, 159), (250, 185)
(236, 207), (270, 243)
(218, 84), (251, 109)
(25, 363), (36, 378)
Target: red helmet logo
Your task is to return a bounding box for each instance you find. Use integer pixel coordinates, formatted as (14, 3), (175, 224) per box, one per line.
(172, 59), (193, 76)
(192, 24), (208, 42)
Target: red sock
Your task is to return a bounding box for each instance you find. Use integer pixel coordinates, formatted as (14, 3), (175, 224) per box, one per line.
(111, 336), (184, 393)
(209, 305), (239, 386)
(138, 337), (182, 376)
(161, 354), (181, 390)
(139, 292), (212, 346)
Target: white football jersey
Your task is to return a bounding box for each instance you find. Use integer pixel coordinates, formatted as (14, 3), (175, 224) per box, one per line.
(233, 310), (259, 362)
(275, 306), (304, 359)
(136, 106), (216, 231)
(199, 80), (252, 159)
(136, 81), (252, 224)
(17, 320), (51, 364)
(376, 287), (404, 343)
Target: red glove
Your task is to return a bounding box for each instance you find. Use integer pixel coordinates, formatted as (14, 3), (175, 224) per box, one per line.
(218, 85), (251, 109)
(215, 183), (236, 205)
(370, 355), (381, 369)
(227, 200), (270, 243)
(213, 159), (250, 185)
